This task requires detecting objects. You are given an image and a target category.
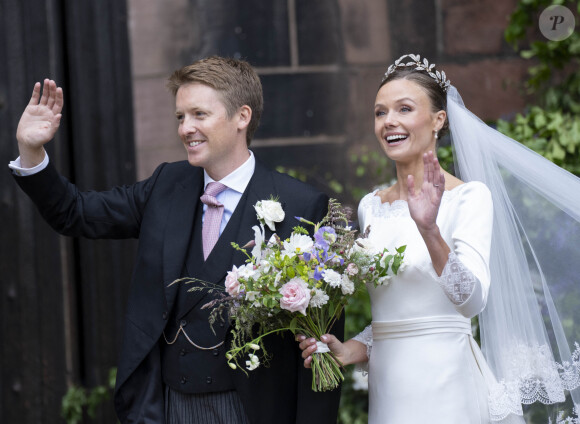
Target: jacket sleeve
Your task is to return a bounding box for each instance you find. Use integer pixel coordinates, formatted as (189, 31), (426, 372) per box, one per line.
(12, 161), (166, 239)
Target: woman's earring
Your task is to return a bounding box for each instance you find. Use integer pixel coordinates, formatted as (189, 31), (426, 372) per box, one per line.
(434, 130), (438, 140)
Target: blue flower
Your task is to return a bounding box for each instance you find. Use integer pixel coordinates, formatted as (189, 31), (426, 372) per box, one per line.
(313, 265), (326, 281)
(314, 226), (337, 249)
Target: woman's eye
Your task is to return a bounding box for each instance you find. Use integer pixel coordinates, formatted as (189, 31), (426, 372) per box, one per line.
(401, 106), (411, 112)
(176, 115), (184, 121)
(375, 110), (385, 117)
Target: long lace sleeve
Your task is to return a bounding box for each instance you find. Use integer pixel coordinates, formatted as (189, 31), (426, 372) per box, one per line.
(437, 251), (479, 305)
(352, 324), (372, 372)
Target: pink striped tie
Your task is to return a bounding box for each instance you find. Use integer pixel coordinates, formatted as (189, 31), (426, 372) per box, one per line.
(200, 182), (228, 260)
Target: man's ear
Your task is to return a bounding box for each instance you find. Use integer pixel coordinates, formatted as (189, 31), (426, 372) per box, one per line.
(237, 105), (252, 131)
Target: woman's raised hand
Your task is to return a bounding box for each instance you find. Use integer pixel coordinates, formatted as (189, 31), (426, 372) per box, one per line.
(16, 79), (64, 167)
(407, 151), (445, 233)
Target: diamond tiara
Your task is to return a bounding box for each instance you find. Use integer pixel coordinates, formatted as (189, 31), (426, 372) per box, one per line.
(382, 54), (451, 92)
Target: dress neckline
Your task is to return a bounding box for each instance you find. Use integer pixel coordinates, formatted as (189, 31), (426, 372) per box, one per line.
(371, 183), (466, 207)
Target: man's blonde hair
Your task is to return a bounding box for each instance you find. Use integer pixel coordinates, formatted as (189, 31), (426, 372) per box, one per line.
(168, 56), (263, 146)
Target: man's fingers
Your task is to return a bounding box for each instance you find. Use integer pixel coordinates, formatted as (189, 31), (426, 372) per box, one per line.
(39, 79), (50, 105)
(47, 81), (56, 109)
(53, 87), (64, 114)
(28, 82), (41, 106)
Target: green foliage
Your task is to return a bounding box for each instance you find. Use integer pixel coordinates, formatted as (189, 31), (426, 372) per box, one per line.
(496, 107), (580, 174)
(498, 0), (580, 177)
(502, 3), (580, 421)
(505, 0), (580, 107)
(61, 368), (117, 424)
(437, 143), (454, 176)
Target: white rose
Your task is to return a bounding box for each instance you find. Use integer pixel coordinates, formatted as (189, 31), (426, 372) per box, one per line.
(255, 200), (285, 231)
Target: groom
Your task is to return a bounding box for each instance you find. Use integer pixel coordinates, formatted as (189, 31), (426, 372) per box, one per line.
(11, 57), (342, 423)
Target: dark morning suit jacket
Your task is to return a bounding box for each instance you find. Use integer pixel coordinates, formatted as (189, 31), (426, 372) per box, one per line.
(14, 158), (343, 424)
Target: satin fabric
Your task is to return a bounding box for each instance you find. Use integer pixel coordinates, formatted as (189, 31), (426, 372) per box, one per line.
(358, 182), (498, 423)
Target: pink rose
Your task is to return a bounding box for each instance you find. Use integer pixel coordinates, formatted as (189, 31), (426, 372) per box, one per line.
(279, 278), (311, 316)
(225, 266), (242, 296)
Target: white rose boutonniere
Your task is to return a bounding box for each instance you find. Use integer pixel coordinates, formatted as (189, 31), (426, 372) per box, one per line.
(254, 199), (285, 231)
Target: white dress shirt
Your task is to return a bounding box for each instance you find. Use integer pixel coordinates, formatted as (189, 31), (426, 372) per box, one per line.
(9, 153), (49, 176)
(202, 152), (255, 236)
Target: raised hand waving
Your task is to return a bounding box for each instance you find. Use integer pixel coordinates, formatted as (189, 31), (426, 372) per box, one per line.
(406, 150), (445, 233)
(16, 79), (64, 167)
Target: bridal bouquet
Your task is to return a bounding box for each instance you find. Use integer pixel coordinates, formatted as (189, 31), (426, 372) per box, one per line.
(203, 198), (406, 392)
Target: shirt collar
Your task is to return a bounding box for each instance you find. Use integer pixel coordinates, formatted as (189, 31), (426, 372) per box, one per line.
(203, 150), (256, 194)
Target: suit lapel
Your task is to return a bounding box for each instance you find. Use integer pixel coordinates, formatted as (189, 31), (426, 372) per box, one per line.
(230, 160), (280, 266)
(162, 167), (204, 315)
(177, 161), (279, 317)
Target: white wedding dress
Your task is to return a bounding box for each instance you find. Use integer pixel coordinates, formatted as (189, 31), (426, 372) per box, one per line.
(355, 181), (501, 424)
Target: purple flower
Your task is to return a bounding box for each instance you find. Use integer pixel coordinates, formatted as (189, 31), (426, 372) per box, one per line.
(313, 265), (326, 281)
(314, 226), (337, 249)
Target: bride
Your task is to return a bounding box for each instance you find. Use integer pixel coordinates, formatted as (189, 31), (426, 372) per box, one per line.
(298, 54), (580, 423)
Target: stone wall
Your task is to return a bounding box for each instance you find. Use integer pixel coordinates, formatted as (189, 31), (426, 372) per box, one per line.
(128, 0), (529, 203)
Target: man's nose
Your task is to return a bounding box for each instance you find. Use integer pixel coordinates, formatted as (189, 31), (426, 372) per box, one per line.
(181, 116), (197, 135)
